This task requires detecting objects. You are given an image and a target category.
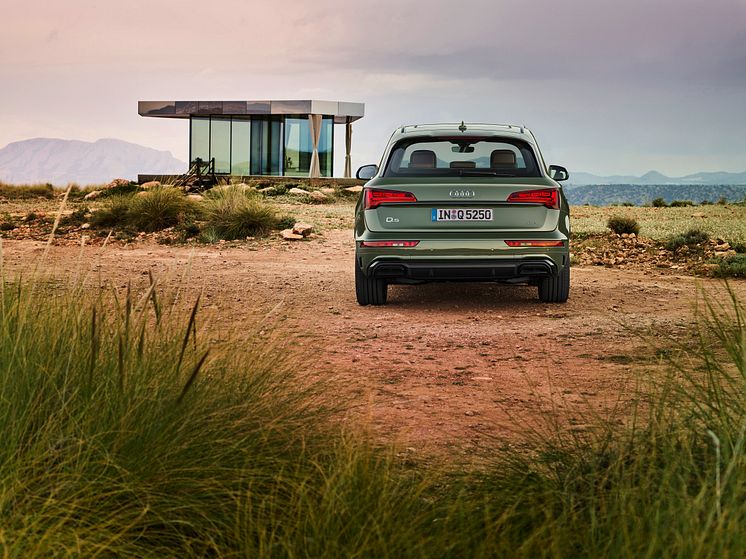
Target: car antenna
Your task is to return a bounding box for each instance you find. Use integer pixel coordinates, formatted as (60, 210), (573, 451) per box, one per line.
(458, 121), (467, 132)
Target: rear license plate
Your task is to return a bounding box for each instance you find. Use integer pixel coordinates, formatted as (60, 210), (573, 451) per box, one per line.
(431, 208), (493, 222)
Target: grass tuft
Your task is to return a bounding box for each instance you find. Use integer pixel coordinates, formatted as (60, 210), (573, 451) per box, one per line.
(607, 215), (640, 235)
(666, 228), (710, 251)
(201, 185), (280, 240)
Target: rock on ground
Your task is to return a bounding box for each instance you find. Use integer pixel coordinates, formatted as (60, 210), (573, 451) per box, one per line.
(292, 222), (314, 237)
(288, 187), (309, 196)
(281, 229), (304, 240)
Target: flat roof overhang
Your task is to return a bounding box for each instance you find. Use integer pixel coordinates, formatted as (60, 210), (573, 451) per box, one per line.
(138, 100), (364, 124)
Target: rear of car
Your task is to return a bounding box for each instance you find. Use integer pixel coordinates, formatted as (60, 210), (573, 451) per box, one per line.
(354, 124), (571, 305)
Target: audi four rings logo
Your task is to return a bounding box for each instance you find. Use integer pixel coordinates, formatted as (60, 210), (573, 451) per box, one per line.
(449, 189), (476, 198)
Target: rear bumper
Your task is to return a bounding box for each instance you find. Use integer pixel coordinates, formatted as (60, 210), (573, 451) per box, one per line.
(367, 256), (559, 283)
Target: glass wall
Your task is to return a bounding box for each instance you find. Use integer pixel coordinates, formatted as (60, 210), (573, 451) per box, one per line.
(250, 117), (282, 175)
(230, 119), (250, 175)
(188, 115), (334, 176)
(190, 117), (210, 164)
(209, 118), (231, 174)
(284, 117), (311, 177)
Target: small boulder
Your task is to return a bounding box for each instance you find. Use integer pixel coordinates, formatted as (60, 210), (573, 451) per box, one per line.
(187, 194), (204, 202)
(281, 229), (304, 241)
(309, 190), (328, 201)
(140, 181), (160, 190)
(344, 185), (363, 194)
(292, 222), (314, 237)
(320, 187), (336, 195)
(258, 186), (277, 195)
(84, 190), (102, 200)
(80, 223), (91, 230)
(105, 178), (131, 190)
(288, 187), (309, 196)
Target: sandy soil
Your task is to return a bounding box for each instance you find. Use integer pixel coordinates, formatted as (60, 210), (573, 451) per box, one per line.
(3, 231), (743, 459)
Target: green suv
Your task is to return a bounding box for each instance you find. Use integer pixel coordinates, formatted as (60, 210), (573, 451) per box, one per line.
(354, 123), (571, 305)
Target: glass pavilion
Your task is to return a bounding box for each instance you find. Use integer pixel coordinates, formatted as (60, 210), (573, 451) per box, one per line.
(138, 100), (365, 178)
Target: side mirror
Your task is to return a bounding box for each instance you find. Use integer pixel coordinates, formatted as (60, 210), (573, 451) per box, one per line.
(548, 165), (569, 182)
(356, 164), (378, 180)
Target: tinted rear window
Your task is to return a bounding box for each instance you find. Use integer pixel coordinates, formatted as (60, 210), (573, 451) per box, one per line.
(383, 137), (541, 178)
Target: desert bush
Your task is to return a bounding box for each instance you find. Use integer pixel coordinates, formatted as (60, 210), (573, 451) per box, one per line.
(607, 215), (640, 235)
(652, 197), (668, 207)
(670, 199), (694, 207)
(732, 242), (746, 254)
(90, 195), (134, 228)
(666, 228), (710, 251)
(201, 185), (280, 240)
(718, 196), (728, 205)
(0, 276), (450, 557)
(0, 221), (15, 231)
(126, 186), (199, 232)
(0, 181), (55, 199)
(701, 199), (713, 205)
(59, 206), (89, 227)
(714, 254), (746, 278)
(98, 181), (140, 198)
(620, 201), (635, 207)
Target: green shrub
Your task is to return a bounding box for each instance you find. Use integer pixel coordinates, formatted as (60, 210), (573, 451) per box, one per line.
(670, 199), (694, 207)
(620, 201), (635, 207)
(717, 196), (728, 205)
(0, 221), (15, 231)
(666, 228), (710, 251)
(90, 195), (133, 228)
(714, 254), (746, 277)
(59, 206), (90, 227)
(732, 242), (746, 254)
(202, 186), (279, 240)
(276, 214), (296, 230)
(652, 197), (668, 207)
(607, 215), (640, 235)
(127, 186), (199, 232)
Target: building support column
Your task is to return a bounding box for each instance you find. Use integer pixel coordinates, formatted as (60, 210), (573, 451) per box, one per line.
(344, 119), (352, 178)
(308, 114), (322, 178)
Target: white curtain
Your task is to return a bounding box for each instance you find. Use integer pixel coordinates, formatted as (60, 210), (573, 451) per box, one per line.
(344, 120), (352, 178)
(308, 114), (322, 178)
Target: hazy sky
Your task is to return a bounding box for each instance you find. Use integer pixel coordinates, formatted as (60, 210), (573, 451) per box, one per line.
(2, 0), (745, 176)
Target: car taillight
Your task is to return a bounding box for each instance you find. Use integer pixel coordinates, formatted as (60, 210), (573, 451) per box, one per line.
(506, 188), (559, 209)
(505, 240), (565, 247)
(359, 240), (420, 247)
(364, 188), (417, 210)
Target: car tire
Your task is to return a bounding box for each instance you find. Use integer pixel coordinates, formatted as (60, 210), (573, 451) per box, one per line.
(355, 260), (388, 305)
(538, 264), (570, 303)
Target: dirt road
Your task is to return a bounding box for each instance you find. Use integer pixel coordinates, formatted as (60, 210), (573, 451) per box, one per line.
(3, 231), (740, 458)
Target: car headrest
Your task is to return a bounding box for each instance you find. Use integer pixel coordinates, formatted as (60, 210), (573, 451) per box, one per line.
(490, 149), (517, 168)
(408, 150), (437, 168)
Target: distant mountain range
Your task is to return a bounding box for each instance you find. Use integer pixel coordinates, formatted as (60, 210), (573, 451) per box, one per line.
(564, 170), (746, 205)
(567, 170), (746, 186)
(0, 138), (186, 185)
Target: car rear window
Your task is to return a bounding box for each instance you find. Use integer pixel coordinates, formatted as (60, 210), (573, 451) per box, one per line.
(383, 137), (541, 178)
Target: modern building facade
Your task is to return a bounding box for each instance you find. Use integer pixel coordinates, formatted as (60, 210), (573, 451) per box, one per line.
(138, 100), (365, 178)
